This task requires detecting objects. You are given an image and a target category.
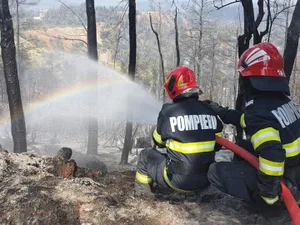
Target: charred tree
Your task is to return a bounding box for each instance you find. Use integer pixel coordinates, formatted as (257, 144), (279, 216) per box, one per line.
(215, 0), (298, 140)
(16, 0), (20, 72)
(235, 0), (256, 140)
(0, 0), (27, 153)
(283, 0), (300, 82)
(149, 13), (165, 102)
(15, 0), (39, 73)
(209, 38), (216, 101)
(174, 7), (180, 67)
(215, 0), (268, 141)
(86, 0), (99, 156)
(120, 0), (136, 165)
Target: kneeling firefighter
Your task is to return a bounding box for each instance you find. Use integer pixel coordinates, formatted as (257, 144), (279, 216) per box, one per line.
(135, 66), (223, 195)
(206, 43), (300, 223)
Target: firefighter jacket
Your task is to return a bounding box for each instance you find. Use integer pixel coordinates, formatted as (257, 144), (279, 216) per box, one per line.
(153, 97), (223, 191)
(219, 92), (300, 205)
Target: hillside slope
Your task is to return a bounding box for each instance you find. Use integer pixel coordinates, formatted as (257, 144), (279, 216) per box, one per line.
(0, 150), (292, 225)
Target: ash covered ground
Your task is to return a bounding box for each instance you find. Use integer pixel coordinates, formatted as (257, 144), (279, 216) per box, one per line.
(0, 146), (292, 225)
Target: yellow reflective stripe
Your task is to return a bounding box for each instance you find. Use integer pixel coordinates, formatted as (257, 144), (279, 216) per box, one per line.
(283, 137), (300, 158)
(166, 139), (215, 154)
(136, 171), (152, 184)
(240, 114), (246, 128)
(216, 132), (222, 137)
(163, 167), (191, 193)
(251, 127), (281, 150)
(153, 129), (165, 145)
(259, 157), (284, 176)
(261, 195), (279, 205)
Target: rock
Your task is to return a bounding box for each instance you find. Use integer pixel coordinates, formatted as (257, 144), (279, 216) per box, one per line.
(0, 148), (8, 153)
(55, 147), (73, 161)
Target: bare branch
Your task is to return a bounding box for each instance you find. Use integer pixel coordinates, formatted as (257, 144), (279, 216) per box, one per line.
(284, 0), (300, 81)
(132, 124), (139, 139)
(254, 0), (264, 28)
(58, 0), (87, 33)
(171, 0), (176, 7)
(39, 31), (88, 45)
(213, 0), (240, 10)
(274, 4), (296, 18)
(113, 27), (125, 68)
(267, 3), (295, 41)
(103, 3), (129, 35)
(253, 0), (265, 43)
(103, 145), (123, 151)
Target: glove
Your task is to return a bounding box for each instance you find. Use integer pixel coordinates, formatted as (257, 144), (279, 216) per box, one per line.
(257, 177), (282, 206)
(203, 100), (229, 119)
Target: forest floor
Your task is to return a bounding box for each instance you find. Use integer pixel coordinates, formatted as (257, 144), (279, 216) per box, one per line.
(0, 146), (293, 225)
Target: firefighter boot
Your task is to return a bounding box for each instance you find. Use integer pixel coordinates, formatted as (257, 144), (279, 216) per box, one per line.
(134, 178), (153, 196)
(256, 203), (291, 225)
(134, 148), (154, 196)
(257, 210), (290, 225)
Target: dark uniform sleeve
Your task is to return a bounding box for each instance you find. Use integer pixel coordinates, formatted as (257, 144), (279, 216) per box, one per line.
(221, 110), (245, 129)
(246, 112), (285, 205)
(203, 100), (245, 129)
(152, 104), (168, 148)
(214, 117), (224, 151)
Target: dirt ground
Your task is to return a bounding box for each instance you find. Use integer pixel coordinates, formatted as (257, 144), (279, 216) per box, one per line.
(0, 148), (293, 225)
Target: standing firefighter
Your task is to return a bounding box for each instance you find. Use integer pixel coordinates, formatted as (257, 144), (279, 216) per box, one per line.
(206, 43), (300, 223)
(135, 66), (223, 195)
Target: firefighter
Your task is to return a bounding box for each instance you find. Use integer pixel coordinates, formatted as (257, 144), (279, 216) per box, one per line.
(205, 43), (300, 223)
(135, 66), (223, 195)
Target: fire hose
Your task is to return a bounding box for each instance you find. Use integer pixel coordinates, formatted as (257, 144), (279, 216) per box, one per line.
(216, 136), (300, 225)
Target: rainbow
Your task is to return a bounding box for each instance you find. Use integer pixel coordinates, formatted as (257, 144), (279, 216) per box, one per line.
(0, 77), (128, 129)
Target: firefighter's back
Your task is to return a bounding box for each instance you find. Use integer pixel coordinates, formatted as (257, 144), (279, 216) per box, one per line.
(160, 98), (223, 191)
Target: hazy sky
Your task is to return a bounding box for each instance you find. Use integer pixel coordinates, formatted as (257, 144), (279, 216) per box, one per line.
(36, 0), (141, 8)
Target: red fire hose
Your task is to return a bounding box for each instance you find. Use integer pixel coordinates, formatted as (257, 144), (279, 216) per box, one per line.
(216, 136), (300, 225)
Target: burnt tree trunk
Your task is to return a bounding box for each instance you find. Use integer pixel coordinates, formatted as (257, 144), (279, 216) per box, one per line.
(234, 0), (255, 140)
(234, 0), (268, 141)
(209, 38), (216, 101)
(0, 0), (27, 153)
(237, 0), (255, 58)
(149, 13), (165, 102)
(120, 0), (136, 165)
(86, 0), (98, 155)
(284, 0), (300, 82)
(16, 0), (20, 72)
(174, 7), (180, 67)
(197, 0), (204, 84)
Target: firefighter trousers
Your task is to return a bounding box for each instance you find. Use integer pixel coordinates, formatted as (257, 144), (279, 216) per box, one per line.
(207, 140), (300, 210)
(136, 147), (171, 191)
(136, 147), (211, 193)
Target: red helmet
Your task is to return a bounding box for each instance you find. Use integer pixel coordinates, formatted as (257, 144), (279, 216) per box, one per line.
(237, 42), (290, 95)
(164, 66), (199, 100)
